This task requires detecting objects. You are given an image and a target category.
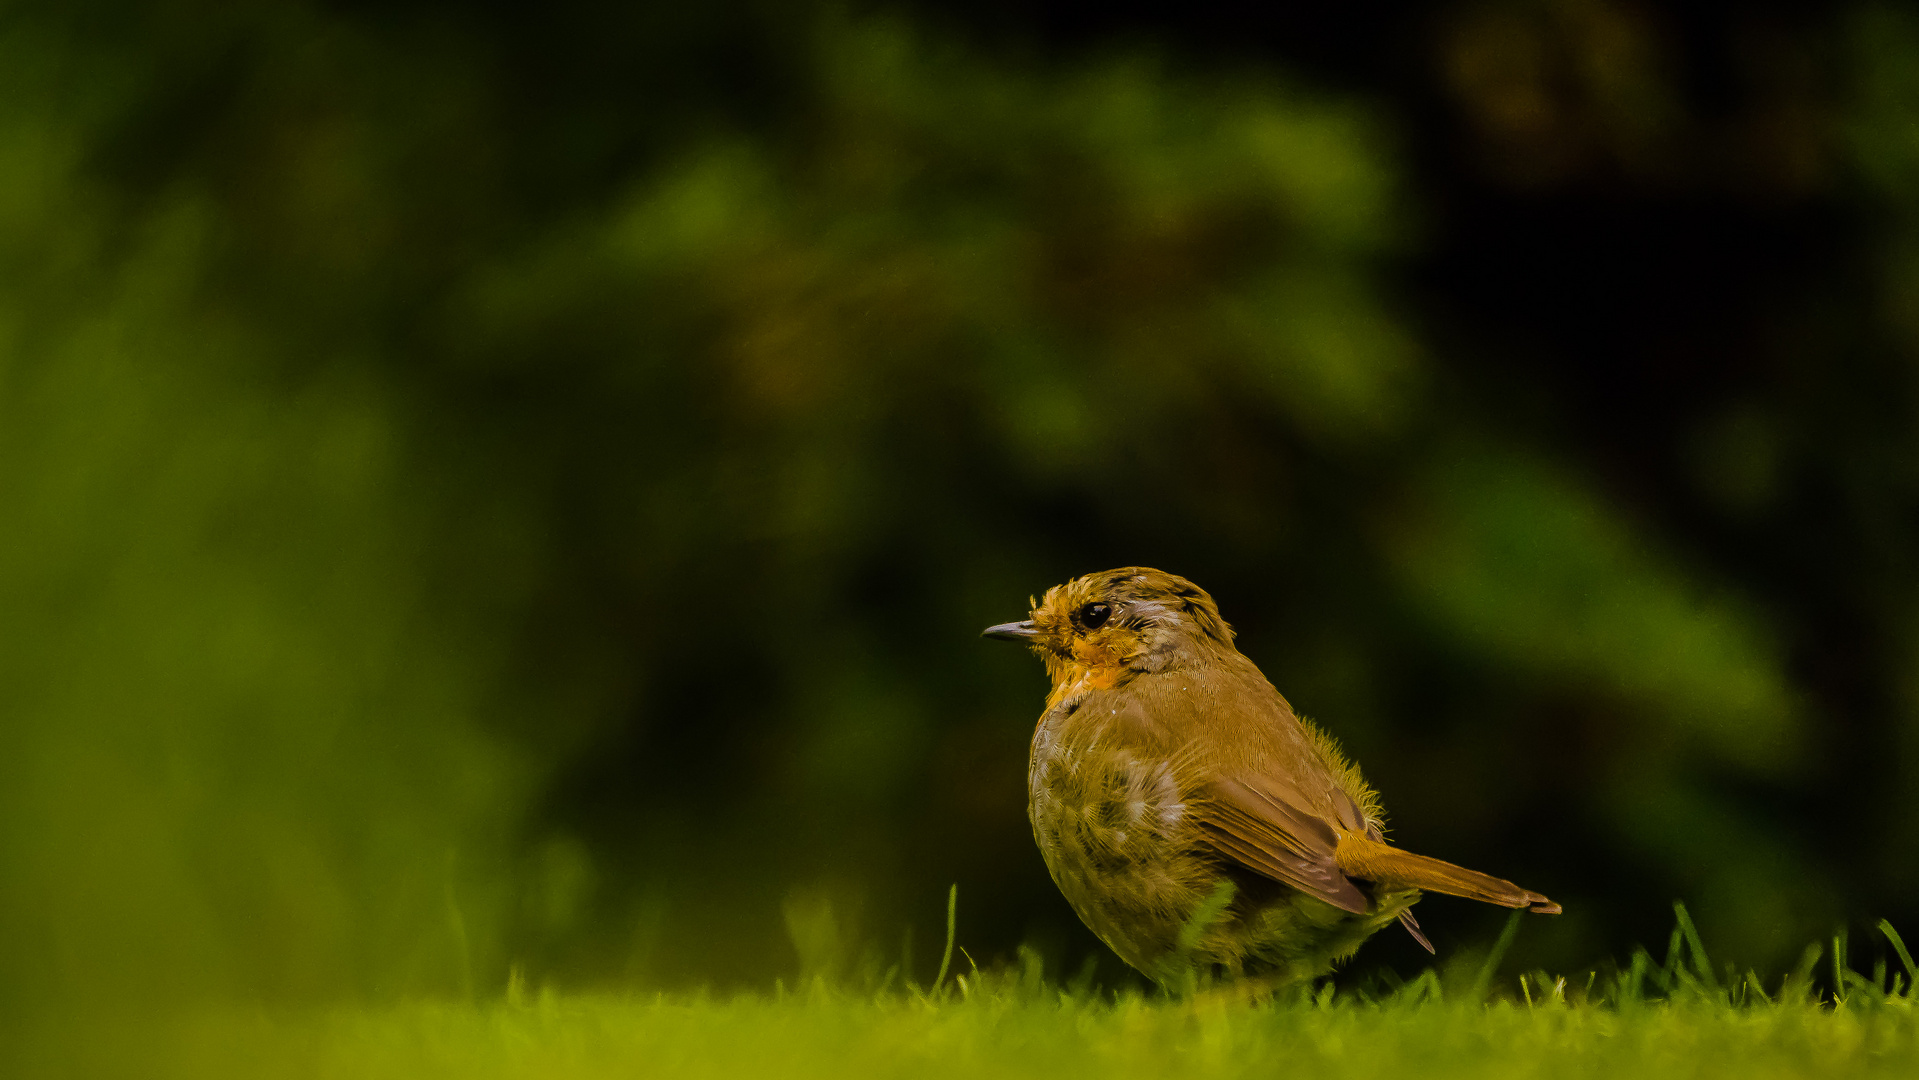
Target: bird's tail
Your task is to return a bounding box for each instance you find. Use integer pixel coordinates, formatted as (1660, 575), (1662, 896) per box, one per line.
(1335, 831), (1561, 914)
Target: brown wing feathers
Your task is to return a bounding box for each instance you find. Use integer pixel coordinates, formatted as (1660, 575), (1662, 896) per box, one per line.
(1191, 779), (1370, 914)
(1194, 778), (1560, 920)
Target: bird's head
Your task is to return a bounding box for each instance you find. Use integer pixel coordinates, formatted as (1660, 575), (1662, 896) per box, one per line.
(981, 567), (1236, 684)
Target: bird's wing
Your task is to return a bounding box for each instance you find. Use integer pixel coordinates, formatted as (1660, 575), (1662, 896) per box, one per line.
(1092, 667), (1372, 915)
(1189, 776), (1371, 915)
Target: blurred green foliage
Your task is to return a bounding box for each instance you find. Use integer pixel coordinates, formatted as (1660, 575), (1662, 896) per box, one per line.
(5, 0), (1919, 1018)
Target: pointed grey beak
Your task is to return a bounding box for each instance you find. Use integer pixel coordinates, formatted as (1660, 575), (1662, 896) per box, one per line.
(981, 620), (1038, 642)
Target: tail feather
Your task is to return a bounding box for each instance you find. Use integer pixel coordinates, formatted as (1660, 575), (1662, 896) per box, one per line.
(1397, 909), (1435, 953)
(1336, 831), (1561, 915)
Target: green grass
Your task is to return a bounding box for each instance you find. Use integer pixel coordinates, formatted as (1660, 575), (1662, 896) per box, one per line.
(15, 911), (1919, 1080)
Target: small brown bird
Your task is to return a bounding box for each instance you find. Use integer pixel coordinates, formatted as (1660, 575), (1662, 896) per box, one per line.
(984, 567), (1558, 987)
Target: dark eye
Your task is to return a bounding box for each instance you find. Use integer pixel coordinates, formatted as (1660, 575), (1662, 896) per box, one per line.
(1078, 602), (1112, 630)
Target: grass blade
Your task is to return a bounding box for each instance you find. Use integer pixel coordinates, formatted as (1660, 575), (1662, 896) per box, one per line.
(1832, 929), (1848, 1006)
(1470, 910), (1524, 1003)
(1879, 921), (1917, 994)
(934, 884), (958, 995)
(1672, 902), (1717, 991)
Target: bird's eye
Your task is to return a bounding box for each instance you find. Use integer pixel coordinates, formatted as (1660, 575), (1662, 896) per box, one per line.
(1078, 602), (1112, 630)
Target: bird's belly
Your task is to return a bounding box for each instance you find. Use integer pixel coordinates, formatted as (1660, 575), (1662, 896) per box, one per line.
(1027, 723), (1213, 974)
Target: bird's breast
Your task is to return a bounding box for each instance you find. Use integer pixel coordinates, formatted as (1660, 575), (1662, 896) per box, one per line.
(1026, 690), (1214, 971)
(1028, 698), (1189, 850)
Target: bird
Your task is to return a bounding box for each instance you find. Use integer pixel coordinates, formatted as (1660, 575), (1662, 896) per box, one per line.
(982, 566), (1558, 988)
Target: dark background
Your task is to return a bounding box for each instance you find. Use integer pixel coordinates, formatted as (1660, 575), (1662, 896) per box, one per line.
(3, 0), (1917, 1005)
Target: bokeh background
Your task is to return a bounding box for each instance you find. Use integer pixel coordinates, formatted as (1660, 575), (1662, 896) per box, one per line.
(5, 0), (1919, 1012)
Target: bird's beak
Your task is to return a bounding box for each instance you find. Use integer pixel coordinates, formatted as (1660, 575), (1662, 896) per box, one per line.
(981, 620), (1038, 642)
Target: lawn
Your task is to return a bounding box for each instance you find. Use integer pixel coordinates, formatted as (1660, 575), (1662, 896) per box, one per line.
(18, 915), (1919, 1080)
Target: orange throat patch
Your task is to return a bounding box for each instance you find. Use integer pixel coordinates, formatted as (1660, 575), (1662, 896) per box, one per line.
(1045, 643), (1133, 708)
